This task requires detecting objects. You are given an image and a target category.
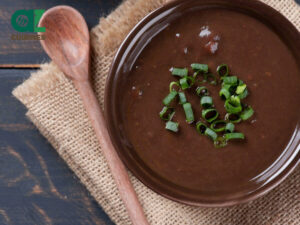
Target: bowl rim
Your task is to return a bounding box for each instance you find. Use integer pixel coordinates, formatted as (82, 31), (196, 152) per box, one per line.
(104, 0), (300, 207)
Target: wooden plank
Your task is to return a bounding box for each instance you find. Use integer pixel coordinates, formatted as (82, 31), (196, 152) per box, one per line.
(0, 69), (115, 225)
(0, 0), (121, 65)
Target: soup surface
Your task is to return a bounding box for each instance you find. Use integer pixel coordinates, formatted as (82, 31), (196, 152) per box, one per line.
(116, 8), (300, 195)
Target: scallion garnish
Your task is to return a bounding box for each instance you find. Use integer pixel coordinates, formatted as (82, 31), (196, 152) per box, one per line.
(172, 68), (188, 77)
(200, 96), (213, 108)
(210, 120), (227, 132)
(202, 108), (219, 123)
(159, 106), (175, 121)
(179, 76), (194, 90)
(240, 106), (254, 121)
(196, 121), (207, 134)
(225, 113), (241, 123)
(163, 91), (177, 106)
(238, 88), (248, 99)
(224, 132), (244, 140)
(169, 81), (180, 92)
(205, 128), (218, 141)
(223, 76), (238, 85)
(219, 88), (231, 100)
(217, 64), (229, 77)
(183, 102), (194, 124)
(196, 86), (209, 97)
(178, 92), (187, 104)
(225, 122), (235, 133)
(236, 84), (247, 95)
(225, 96), (242, 113)
(165, 121), (179, 132)
(191, 63), (208, 73)
(160, 63), (254, 148)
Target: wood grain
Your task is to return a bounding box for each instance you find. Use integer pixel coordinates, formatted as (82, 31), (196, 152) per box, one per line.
(0, 69), (115, 225)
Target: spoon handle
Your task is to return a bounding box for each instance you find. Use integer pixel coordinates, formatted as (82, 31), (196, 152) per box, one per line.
(74, 80), (149, 225)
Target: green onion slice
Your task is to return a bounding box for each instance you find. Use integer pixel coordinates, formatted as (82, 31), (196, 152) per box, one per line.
(238, 88), (248, 99)
(200, 96), (213, 108)
(196, 86), (209, 97)
(214, 136), (228, 148)
(225, 96), (242, 113)
(171, 67), (188, 77)
(240, 106), (254, 121)
(163, 91), (177, 106)
(225, 113), (241, 123)
(210, 120), (227, 132)
(217, 64), (229, 77)
(219, 88), (231, 100)
(196, 121), (207, 134)
(159, 106), (175, 121)
(179, 76), (195, 90)
(202, 108), (219, 123)
(169, 81), (180, 92)
(191, 63), (209, 73)
(225, 122), (235, 133)
(205, 128), (218, 141)
(224, 132), (245, 140)
(178, 92), (187, 104)
(236, 84), (247, 95)
(183, 102), (194, 124)
(222, 76), (238, 85)
(165, 121), (179, 132)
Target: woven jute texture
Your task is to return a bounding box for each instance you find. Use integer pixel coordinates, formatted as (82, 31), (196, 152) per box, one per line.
(13, 0), (300, 224)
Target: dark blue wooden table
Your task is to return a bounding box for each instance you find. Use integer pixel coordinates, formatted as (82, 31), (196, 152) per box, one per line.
(0, 1), (121, 224)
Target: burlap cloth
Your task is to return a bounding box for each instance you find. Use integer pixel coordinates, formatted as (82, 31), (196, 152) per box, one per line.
(12, 0), (299, 224)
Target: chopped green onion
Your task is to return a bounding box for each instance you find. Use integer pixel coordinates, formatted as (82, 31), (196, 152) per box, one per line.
(225, 132), (244, 140)
(159, 106), (175, 121)
(196, 121), (207, 134)
(240, 106), (254, 120)
(178, 92), (187, 104)
(214, 136), (228, 148)
(223, 76), (238, 85)
(165, 121), (179, 132)
(204, 73), (217, 85)
(236, 84), (247, 95)
(225, 122), (235, 133)
(238, 79), (244, 85)
(202, 108), (219, 123)
(169, 81), (180, 92)
(171, 68), (188, 77)
(225, 96), (242, 113)
(205, 128), (218, 141)
(219, 88), (231, 100)
(238, 88), (248, 99)
(200, 96), (213, 108)
(196, 86), (209, 97)
(163, 91), (177, 106)
(217, 64), (229, 77)
(183, 102), (194, 124)
(179, 76), (194, 90)
(191, 63), (208, 73)
(210, 120), (227, 132)
(225, 113), (241, 123)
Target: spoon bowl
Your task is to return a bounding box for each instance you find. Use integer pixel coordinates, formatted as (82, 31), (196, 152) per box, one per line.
(39, 6), (90, 81)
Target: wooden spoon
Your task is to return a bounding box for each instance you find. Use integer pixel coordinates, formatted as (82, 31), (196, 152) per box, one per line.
(38, 6), (149, 225)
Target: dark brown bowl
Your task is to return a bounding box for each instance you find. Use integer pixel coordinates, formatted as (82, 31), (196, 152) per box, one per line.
(104, 0), (300, 207)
